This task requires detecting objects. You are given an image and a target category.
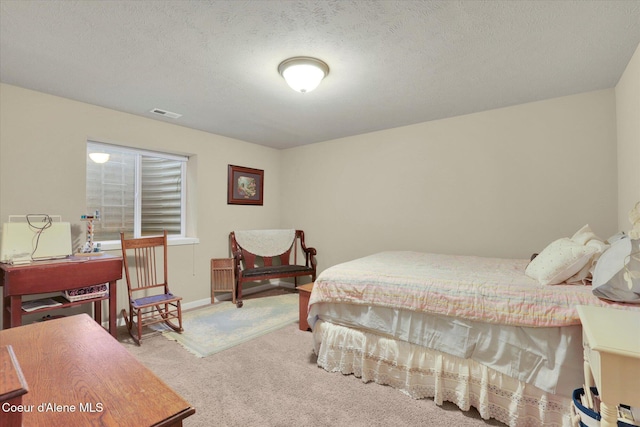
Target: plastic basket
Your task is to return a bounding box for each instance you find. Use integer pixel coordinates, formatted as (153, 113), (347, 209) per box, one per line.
(62, 283), (108, 302)
(572, 388), (637, 427)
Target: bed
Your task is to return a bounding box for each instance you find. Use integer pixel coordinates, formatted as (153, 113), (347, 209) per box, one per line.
(307, 250), (639, 427)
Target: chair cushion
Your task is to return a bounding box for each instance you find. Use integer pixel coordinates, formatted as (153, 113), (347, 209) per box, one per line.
(132, 292), (180, 308)
(242, 265), (313, 278)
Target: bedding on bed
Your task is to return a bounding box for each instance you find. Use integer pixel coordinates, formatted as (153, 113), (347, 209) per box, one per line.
(309, 251), (632, 328)
(308, 250), (640, 426)
(313, 320), (573, 427)
(309, 302), (582, 396)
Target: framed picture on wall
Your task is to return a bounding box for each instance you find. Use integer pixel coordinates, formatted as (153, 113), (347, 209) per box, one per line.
(227, 165), (264, 205)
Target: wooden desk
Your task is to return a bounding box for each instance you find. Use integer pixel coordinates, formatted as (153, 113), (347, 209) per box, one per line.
(0, 314), (195, 426)
(576, 305), (640, 427)
(1, 254), (122, 338)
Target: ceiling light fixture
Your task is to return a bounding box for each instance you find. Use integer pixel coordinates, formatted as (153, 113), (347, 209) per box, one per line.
(278, 57), (329, 93)
(89, 152), (110, 164)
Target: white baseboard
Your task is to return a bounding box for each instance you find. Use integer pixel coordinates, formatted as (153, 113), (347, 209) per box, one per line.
(182, 297), (212, 311)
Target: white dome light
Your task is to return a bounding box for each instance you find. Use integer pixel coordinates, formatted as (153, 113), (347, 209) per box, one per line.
(89, 152), (110, 163)
(278, 57), (329, 93)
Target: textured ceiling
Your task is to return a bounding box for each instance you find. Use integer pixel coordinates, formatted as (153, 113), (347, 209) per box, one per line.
(1, 1), (639, 149)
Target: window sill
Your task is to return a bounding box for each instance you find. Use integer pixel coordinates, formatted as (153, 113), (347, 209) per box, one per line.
(98, 237), (199, 252)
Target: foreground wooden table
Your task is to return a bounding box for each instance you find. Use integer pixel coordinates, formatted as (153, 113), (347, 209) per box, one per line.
(0, 314), (195, 426)
(0, 345), (29, 427)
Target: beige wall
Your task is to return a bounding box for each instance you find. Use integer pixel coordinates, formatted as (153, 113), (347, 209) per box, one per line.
(615, 42), (640, 231)
(281, 90), (619, 271)
(0, 83), (282, 326)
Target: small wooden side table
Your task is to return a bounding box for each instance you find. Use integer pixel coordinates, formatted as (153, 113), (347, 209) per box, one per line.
(298, 283), (314, 331)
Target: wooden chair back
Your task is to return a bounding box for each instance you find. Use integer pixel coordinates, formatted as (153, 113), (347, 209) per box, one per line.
(237, 245), (293, 270)
(120, 231), (169, 299)
(230, 231), (308, 270)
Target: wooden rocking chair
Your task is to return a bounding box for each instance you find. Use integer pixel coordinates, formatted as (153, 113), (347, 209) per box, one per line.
(120, 230), (183, 345)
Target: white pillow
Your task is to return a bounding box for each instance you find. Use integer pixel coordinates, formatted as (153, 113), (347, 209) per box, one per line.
(565, 224), (608, 284)
(525, 237), (598, 285)
(571, 224), (598, 245)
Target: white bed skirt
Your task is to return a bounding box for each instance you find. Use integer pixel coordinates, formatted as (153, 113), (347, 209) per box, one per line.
(313, 320), (573, 427)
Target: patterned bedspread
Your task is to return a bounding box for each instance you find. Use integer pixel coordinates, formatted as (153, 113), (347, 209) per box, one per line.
(310, 251), (635, 327)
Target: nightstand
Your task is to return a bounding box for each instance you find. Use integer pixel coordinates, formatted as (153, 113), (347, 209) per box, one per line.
(576, 305), (640, 427)
(298, 283), (314, 331)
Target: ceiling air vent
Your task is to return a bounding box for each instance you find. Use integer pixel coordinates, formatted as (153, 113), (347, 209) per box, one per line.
(150, 108), (182, 119)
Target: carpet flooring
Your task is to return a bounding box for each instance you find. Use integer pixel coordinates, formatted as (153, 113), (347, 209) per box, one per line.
(121, 291), (505, 427)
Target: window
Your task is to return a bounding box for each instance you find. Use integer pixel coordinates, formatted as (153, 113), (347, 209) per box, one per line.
(86, 141), (187, 242)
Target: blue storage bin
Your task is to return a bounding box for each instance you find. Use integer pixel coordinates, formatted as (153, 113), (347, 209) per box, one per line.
(572, 388), (637, 427)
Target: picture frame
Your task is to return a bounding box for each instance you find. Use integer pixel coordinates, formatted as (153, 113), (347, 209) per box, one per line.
(227, 165), (264, 205)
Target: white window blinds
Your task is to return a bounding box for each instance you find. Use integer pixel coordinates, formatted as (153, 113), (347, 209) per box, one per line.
(86, 141), (187, 241)
(141, 156), (183, 235)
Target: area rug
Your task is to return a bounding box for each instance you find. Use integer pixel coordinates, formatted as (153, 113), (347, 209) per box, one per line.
(154, 293), (299, 357)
